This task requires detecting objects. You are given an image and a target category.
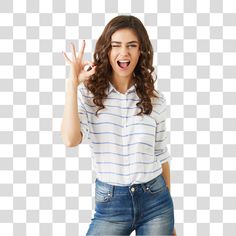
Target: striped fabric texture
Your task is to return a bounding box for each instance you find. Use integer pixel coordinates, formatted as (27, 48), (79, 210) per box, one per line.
(77, 81), (171, 186)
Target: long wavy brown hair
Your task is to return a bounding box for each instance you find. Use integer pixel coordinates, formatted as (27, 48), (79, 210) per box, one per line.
(84, 15), (160, 116)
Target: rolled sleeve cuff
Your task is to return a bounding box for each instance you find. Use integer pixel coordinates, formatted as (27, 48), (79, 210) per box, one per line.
(155, 147), (172, 164)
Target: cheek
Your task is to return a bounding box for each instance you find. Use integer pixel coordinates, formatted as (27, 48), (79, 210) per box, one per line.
(132, 54), (140, 65)
(108, 52), (117, 64)
(108, 53), (112, 64)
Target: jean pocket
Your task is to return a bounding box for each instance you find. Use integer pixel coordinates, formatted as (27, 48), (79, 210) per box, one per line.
(146, 175), (166, 194)
(95, 183), (113, 203)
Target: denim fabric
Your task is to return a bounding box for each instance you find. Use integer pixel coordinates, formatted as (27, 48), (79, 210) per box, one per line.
(86, 174), (175, 236)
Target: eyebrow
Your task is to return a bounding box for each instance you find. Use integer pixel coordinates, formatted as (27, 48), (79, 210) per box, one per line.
(111, 41), (139, 44)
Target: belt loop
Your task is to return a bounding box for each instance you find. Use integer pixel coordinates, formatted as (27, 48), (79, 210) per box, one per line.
(141, 182), (149, 192)
(111, 185), (114, 197)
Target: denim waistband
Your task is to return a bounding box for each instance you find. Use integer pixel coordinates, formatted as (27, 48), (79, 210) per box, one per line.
(95, 174), (165, 193)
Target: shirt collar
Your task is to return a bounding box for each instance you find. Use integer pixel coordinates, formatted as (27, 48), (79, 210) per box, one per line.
(107, 81), (136, 95)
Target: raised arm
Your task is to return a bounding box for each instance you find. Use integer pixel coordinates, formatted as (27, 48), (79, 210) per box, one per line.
(60, 41), (96, 146)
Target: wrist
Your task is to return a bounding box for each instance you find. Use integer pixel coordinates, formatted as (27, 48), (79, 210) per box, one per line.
(66, 79), (79, 93)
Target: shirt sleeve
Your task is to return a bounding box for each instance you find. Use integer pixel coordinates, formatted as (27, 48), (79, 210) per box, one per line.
(77, 85), (90, 144)
(154, 92), (172, 164)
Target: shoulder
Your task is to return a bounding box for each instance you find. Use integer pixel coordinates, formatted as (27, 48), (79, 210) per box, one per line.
(78, 82), (86, 93)
(152, 89), (167, 105)
(78, 82), (92, 97)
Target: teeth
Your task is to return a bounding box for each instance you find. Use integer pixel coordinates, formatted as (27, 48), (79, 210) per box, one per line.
(118, 60), (130, 62)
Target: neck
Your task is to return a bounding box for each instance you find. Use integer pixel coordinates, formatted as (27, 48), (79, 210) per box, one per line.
(110, 73), (135, 94)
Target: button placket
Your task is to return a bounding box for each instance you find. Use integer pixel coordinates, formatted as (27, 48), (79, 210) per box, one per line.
(121, 95), (126, 154)
(121, 94), (129, 183)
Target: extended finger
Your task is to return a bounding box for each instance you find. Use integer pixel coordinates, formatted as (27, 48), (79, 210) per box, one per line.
(77, 40), (86, 61)
(70, 43), (77, 61)
(62, 51), (72, 64)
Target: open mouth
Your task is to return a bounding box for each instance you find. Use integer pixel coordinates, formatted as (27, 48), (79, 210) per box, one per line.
(117, 60), (130, 69)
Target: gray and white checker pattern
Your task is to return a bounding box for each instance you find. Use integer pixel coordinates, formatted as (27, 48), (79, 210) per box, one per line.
(0, 0), (236, 235)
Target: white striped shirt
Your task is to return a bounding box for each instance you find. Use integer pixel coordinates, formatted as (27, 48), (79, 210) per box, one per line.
(77, 81), (171, 186)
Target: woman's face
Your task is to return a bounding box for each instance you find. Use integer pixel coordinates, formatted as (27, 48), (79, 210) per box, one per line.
(108, 28), (141, 79)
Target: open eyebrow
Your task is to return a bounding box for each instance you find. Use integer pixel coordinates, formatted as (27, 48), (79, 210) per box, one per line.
(111, 41), (139, 44)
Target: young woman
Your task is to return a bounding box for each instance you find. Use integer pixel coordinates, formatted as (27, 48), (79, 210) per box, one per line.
(61, 15), (176, 236)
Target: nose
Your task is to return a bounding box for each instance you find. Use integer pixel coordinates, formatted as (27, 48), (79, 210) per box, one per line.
(120, 46), (129, 55)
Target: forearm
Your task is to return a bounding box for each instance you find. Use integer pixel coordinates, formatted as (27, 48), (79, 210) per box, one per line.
(161, 161), (171, 191)
(61, 80), (82, 146)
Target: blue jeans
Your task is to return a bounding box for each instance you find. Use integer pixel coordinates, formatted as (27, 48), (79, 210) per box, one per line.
(86, 174), (175, 235)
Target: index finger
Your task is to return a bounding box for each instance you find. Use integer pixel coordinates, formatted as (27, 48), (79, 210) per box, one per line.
(77, 40), (86, 61)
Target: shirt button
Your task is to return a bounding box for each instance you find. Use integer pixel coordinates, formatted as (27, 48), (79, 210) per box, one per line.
(131, 187), (135, 192)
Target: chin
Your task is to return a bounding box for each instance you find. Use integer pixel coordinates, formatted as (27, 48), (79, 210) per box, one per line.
(115, 71), (133, 77)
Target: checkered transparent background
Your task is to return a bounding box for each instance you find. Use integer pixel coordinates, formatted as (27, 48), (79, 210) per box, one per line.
(0, 0), (236, 235)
